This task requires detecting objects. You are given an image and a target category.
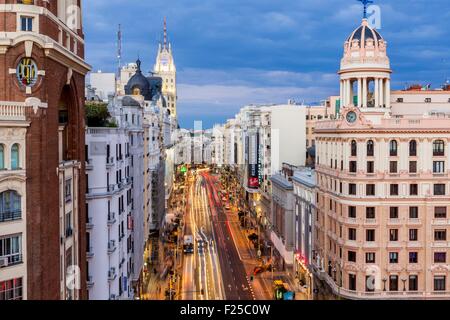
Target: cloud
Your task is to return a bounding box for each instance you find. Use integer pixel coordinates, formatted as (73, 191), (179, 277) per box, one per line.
(83, 0), (450, 128)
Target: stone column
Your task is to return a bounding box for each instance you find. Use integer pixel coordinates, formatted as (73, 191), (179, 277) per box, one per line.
(379, 78), (384, 108)
(362, 78), (368, 108)
(357, 78), (362, 108)
(374, 78), (379, 108)
(385, 79), (391, 109)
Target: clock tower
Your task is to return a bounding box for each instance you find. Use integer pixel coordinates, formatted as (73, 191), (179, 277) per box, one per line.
(154, 18), (177, 120)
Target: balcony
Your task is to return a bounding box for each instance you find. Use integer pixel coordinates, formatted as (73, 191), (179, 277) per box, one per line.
(86, 247), (94, 258)
(432, 219), (450, 226)
(107, 240), (116, 254)
(87, 276), (94, 288)
(364, 218), (377, 225)
(0, 210), (22, 223)
(86, 217), (94, 230)
(0, 254), (23, 268)
(107, 212), (116, 225)
(106, 157), (115, 168)
(108, 268), (117, 281)
(85, 159), (93, 170)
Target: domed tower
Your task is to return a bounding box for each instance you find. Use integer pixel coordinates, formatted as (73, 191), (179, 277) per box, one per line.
(339, 18), (392, 112)
(124, 59), (152, 100)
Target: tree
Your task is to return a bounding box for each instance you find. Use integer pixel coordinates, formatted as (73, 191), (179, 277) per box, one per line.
(85, 102), (117, 127)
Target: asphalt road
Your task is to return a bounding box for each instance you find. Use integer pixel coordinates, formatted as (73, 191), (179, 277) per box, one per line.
(203, 172), (254, 300)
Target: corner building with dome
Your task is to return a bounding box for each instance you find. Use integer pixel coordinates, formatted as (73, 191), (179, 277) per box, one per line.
(313, 17), (450, 299)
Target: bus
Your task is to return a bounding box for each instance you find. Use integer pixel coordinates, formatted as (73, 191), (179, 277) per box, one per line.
(183, 235), (194, 254)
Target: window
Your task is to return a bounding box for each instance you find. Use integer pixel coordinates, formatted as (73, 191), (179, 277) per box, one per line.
(425, 98), (432, 103)
(0, 191), (21, 222)
(409, 276), (418, 291)
(349, 184), (356, 195)
(389, 275), (399, 291)
(367, 140), (374, 157)
(366, 229), (375, 242)
(409, 140), (417, 156)
(389, 207), (399, 219)
(0, 235), (22, 266)
(366, 184), (375, 196)
(389, 161), (398, 173)
(433, 140), (445, 156)
(435, 207), (447, 219)
(0, 278), (23, 300)
(433, 161), (445, 174)
(389, 252), (399, 264)
(409, 252), (418, 263)
(65, 211), (72, 238)
(349, 161), (357, 173)
(434, 276), (446, 292)
(390, 184), (399, 196)
(11, 144), (19, 170)
(65, 179), (72, 203)
(434, 184), (446, 196)
(348, 251), (356, 262)
(20, 16), (33, 32)
(434, 230), (447, 241)
(366, 207), (375, 219)
(410, 184), (418, 196)
(409, 229), (418, 241)
(351, 140), (357, 157)
(434, 252), (446, 263)
(396, 98), (404, 103)
(366, 252), (376, 263)
(389, 229), (398, 242)
(348, 228), (357, 241)
(0, 145), (4, 169)
(389, 140), (398, 156)
(409, 161), (417, 173)
(348, 206), (356, 218)
(409, 207), (419, 219)
(367, 161), (374, 173)
(349, 274), (356, 291)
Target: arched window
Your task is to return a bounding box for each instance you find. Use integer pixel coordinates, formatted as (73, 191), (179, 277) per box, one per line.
(351, 140), (357, 157)
(11, 144), (20, 170)
(389, 140), (398, 156)
(0, 190), (21, 221)
(433, 140), (445, 156)
(409, 140), (417, 157)
(0, 144), (4, 169)
(367, 140), (374, 157)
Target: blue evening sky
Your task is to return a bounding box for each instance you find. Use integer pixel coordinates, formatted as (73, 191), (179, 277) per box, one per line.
(84, 0), (450, 129)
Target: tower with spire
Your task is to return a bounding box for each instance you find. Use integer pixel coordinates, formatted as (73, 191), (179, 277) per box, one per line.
(154, 17), (177, 119)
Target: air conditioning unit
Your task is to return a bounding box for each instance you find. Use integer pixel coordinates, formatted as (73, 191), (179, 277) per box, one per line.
(0, 257), (8, 268)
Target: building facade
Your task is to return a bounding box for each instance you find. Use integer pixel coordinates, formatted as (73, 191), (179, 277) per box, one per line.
(314, 17), (450, 299)
(0, 0), (90, 300)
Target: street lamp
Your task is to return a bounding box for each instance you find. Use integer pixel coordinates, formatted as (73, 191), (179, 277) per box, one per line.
(401, 277), (407, 291)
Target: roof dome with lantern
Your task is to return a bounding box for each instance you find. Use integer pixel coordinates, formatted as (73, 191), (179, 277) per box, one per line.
(341, 1), (390, 72)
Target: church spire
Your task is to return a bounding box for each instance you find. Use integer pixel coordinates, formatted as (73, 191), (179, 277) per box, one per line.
(163, 17), (167, 49)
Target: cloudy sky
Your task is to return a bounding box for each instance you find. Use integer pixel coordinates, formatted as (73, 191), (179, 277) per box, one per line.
(84, 0), (450, 128)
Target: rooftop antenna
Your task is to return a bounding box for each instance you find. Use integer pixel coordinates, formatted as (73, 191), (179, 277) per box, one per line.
(117, 24), (122, 76)
(357, 0), (374, 19)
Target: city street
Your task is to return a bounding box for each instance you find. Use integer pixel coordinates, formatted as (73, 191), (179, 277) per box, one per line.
(203, 172), (255, 300)
(181, 172), (224, 300)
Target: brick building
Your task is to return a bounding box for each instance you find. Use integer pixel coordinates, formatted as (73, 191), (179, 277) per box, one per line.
(0, 0), (90, 300)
